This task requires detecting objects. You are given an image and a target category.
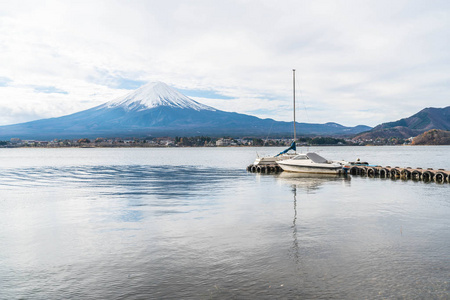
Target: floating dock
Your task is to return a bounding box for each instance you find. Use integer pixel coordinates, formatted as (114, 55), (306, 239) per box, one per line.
(247, 163), (450, 183)
(346, 165), (450, 183)
(246, 164), (283, 173)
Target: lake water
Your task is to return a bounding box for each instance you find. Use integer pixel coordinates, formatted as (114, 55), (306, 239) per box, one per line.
(0, 146), (449, 299)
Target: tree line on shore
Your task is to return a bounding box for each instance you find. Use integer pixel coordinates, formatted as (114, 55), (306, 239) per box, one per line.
(1, 134), (432, 148)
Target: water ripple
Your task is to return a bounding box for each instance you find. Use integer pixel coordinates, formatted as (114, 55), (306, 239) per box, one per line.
(0, 165), (246, 200)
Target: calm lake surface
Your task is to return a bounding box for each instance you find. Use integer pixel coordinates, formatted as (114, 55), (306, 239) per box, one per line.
(0, 146), (449, 299)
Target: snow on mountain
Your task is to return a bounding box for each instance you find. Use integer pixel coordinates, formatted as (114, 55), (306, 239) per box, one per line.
(0, 80), (372, 139)
(103, 81), (216, 112)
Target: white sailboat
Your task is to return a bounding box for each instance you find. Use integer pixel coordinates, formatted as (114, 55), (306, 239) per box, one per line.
(276, 70), (344, 174)
(252, 69), (299, 166)
(277, 152), (343, 174)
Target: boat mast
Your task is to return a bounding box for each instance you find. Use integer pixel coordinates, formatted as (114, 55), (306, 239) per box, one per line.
(293, 69), (296, 143)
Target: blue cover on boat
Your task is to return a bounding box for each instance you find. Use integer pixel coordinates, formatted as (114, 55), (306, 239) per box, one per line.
(275, 141), (296, 157)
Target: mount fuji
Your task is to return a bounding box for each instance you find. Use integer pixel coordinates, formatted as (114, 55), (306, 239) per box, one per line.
(0, 82), (371, 140)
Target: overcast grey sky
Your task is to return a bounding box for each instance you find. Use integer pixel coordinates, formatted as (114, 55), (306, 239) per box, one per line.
(0, 0), (449, 127)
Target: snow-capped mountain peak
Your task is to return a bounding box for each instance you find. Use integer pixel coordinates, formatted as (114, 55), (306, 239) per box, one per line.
(105, 81), (216, 111)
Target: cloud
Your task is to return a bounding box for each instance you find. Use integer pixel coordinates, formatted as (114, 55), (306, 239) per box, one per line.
(86, 69), (147, 90)
(34, 86), (68, 94)
(0, 0), (449, 127)
(0, 77), (12, 87)
(178, 88), (234, 100)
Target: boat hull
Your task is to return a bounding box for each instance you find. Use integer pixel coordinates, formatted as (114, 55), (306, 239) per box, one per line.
(277, 162), (343, 174)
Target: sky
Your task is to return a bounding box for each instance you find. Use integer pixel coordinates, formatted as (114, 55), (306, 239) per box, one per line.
(0, 0), (449, 127)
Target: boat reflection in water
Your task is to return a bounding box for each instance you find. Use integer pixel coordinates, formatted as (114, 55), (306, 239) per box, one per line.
(275, 172), (351, 267)
(275, 171), (350, 192)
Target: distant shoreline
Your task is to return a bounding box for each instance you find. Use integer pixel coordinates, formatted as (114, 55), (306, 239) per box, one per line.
(1, 136), (417, 147)
(2, 144), (448, 149)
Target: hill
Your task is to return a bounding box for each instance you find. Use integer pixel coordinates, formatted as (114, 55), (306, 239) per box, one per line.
(412, 129), (450, 145)
(354, 106), (450, 140)
(0, 82), (371, 140)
